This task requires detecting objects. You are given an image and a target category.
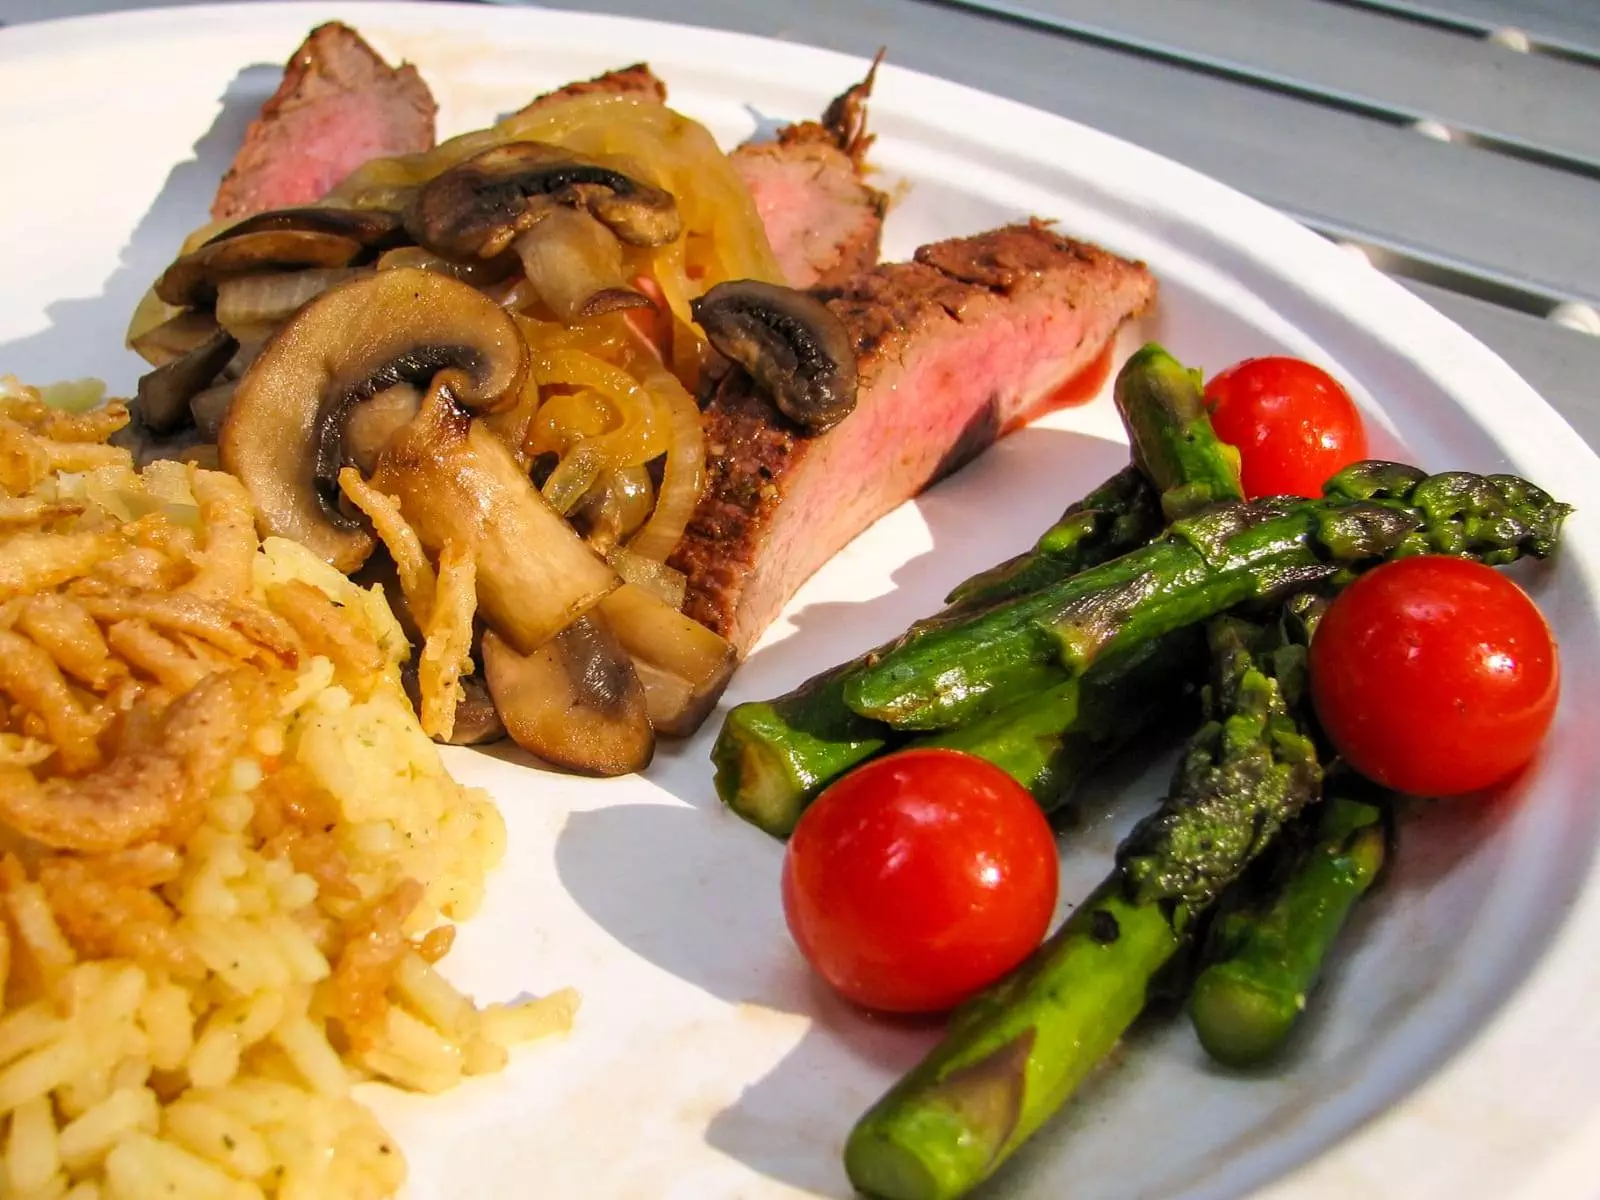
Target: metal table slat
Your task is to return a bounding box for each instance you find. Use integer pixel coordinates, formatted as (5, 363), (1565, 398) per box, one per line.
(544, 0), (1600, 308)
(1336, 0), (1600, 59)
(939, 0), (1600, 170)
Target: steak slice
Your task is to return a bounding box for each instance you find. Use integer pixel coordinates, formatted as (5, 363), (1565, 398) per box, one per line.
(668, 221), (1157, 656)
(514, 62), (668, 115)
(732, 65), (887, 289)
(211, 23), (437, 222)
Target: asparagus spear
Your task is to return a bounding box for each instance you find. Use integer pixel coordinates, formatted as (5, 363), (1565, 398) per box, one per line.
(1189, 782), (1388, 1068)
(912, 628), (1203, 811)
(715, 344), (1246, 835)
(1115, 343), (1244, 521)
(844, 462), (1572, 730)
(944, 467), (1160, 608)
(712, 658), (893, 838)
(844, 612), (1322, 1200)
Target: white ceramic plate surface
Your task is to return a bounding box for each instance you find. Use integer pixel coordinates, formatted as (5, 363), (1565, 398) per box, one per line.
(2, 5), (1599, 1198)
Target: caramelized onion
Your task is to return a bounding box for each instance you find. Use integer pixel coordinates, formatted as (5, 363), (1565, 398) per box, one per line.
(605, 544), (685, 610)
(511, 210), (654, 325)
(214, 268), (370, 339)
(625, 359), (705, 562)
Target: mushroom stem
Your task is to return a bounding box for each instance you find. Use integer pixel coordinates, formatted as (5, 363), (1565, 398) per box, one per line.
(371, 378), (621, 654)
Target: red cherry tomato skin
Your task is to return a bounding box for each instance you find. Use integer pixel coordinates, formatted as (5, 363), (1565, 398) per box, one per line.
(1205, 357), (1369, 499)
(1309, 557), (1559, 797)
(781, 749), (1059, 1014)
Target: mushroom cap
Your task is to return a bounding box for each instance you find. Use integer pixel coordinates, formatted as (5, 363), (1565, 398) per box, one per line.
(203, 206), (405, 248)
(481, 619), (654, 776)
(218, 267), (528, 572)
(691, 279), (859, 433)
(154, 230), (365, 308)
(405, 141), (683, 260)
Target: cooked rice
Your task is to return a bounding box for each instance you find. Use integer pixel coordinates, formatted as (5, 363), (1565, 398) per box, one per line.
(0, 377), (575, 1198)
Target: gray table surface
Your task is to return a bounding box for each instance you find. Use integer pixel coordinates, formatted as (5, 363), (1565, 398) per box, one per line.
(4, 0), (1598, 447)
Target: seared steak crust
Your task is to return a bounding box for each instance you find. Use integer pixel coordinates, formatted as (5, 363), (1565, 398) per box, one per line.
(515, 63), (668, 114)
(669, 222), (1157, 654)
(211, 23), (437, 222)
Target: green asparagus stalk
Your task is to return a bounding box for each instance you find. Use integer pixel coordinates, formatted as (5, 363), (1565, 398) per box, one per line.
(912, 628), (1203, 810)
(711, 658), (894, 838)
(1189, 783), (1388, 1068)
(843, 462), (1572, 730)
(844, 612), (1323, 1200)
(1115, 343), (1244, 521)
(944, 467), (1161, 608)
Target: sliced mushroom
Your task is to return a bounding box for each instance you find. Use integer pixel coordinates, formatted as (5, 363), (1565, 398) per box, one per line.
(511, 208), (655, 324)
(204, 206), (404, 248)
(189, 381), (237, 442)
(597, 583), (736, 736)
(109, 414), (212, 471)
(154, 230), (365, 308)
(481, 619), (653, 776)
(691, 280), (859, 433)
(405, 141), (682, 260)
(370, 378), (620, 652)
(133, 326), (238, 434)
(342, 383), (422, 477)
(217, 268), (528, 572)
(130, 310), (224, 369)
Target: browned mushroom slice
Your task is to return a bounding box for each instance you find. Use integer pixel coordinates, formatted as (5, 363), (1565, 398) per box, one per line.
(134, 326), (238, 434)
(218, 268), (527, 572)
(691, 280), (859, 432)
(405, 141), (682, 260)
(481, 619), (653, 776)
(189, 381), (237, 442)
(155, 230), (367, 309)
(597, 583), (736, 736)
(129, 310), (224, 369)
(511, 208), (654, 324)
(204, 206), (405, 248)
(371, 379), (620, 652)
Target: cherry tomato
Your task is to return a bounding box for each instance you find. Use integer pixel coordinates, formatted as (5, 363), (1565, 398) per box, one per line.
(781, 749), (1058, 1014)
(1309, 556), (1559, 796)
(1205, 356), (1369, 499)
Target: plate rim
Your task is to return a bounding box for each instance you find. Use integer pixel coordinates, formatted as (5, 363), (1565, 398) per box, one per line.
(4, 5), (1600, 1198)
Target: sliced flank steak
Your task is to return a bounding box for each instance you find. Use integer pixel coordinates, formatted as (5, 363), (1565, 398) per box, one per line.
(668, 221), (1157, 656)
(211, 22), (437, 222)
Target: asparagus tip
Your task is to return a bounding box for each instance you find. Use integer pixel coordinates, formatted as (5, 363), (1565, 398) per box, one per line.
(1188, 964), (1299, 1068)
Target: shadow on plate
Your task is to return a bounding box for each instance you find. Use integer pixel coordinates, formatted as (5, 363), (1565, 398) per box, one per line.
(0, 64), (277, 387)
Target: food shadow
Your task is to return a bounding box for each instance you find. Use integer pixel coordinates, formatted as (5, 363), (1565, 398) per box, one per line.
(0, 64), (280, 386)
(556, 427), (1154, 1194)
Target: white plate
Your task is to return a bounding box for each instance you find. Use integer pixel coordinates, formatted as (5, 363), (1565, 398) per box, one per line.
(3, 5), (1600, 1198)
